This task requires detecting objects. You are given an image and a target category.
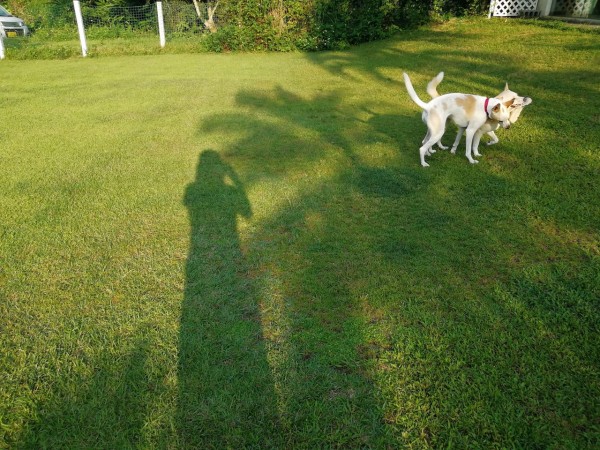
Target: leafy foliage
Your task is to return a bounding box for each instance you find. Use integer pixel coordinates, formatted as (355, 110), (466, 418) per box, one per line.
(5, 0), (491, 50)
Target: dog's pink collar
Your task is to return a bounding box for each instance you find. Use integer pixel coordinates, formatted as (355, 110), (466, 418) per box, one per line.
(484, 97), (490, 117)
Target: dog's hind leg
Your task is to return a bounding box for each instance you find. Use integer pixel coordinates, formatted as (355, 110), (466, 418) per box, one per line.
(450, 127), (465, 154)
(422, 130), (438, 155)
(435, 139), (448, 151)
(419, 145), (432, 167)
(419, 129), (445, 167)
(422, 129), (430, 144)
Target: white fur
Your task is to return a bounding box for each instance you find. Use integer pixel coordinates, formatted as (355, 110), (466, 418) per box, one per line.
(427, 72), (532, 156)
(403, 72), (512, 167)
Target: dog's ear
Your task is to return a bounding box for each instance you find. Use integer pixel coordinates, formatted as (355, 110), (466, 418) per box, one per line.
(492, 103), (501, 113)
(503, 98), (515, 107)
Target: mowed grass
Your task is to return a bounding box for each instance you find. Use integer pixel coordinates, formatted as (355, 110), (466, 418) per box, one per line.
(3, 32), (209, 60)
(1, 17), (599, 448)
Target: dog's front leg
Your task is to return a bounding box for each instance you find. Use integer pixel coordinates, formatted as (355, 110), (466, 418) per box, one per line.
(451, 128), (465, 154)
(464, 127), (479, 164)
(486, 131), (499, 146)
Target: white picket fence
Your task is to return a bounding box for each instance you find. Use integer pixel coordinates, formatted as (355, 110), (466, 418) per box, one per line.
(489, 0), (539, 17)
(553, 0), (598, 16)
(489, 0), (598, 17)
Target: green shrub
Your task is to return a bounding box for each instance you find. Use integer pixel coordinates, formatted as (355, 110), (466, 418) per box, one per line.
(4, 0), (492, 55)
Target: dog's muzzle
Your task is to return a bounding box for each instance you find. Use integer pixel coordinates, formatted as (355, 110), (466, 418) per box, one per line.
(501, 120), (511, 129)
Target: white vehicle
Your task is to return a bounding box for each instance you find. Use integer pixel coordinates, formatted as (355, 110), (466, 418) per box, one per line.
(0, 4), (29, 37)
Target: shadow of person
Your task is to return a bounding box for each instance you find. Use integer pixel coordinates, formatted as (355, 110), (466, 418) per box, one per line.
(178, 150), (279, 447)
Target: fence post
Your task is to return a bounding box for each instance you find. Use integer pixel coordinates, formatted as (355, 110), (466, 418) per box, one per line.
(488, 0), (497, 18)
(157, 1), (166, 48)
(537, 0), (552, 16)
(73, 0), (88, 57)
(0, 35), (5, 60)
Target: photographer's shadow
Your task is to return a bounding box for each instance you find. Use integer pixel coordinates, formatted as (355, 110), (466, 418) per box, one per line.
(178, 150), (278, 447)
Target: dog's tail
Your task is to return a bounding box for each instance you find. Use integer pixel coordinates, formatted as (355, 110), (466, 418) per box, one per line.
(426, 71), (444, 99)
(403, 72), (428, 110)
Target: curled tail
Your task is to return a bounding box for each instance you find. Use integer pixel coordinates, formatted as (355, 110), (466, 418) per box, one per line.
(403, 72), (428, 110)
(426, 71), (444, 99)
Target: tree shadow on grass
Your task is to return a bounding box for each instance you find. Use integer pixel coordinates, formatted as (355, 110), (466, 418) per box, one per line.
(195, 87), (412, 446)
(305, 31), (519, 96)
(18, 333), (167, 449)
(307, 22), (600, 108)
(195, 77), (599, 447)
(178, 150), (280, 448)
(185, 21), (600, 444)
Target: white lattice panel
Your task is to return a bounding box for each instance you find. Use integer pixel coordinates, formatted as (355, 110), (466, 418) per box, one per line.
(553, 0), (595, 17)
(492, 0), (539, 16)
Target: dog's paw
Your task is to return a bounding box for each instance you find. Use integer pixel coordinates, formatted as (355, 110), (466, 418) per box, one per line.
(428, 149), (437, 155)
(437, 144), (448, 150)
(421, 161), (430, 168)
(486, 141), (497, 146)
(473, 152), (482, 157)
(450, 146), (458, 154)
(469, 159), (479, 164)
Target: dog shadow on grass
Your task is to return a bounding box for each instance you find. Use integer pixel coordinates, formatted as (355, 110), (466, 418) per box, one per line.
(178, 150), (280, 447)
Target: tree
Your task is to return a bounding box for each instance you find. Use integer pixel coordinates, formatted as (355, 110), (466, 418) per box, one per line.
(191, 0), (219, 33)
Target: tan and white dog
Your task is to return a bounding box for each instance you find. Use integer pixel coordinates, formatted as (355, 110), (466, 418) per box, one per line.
(426, 72), (532, 156)
(403, 72), (513, 167)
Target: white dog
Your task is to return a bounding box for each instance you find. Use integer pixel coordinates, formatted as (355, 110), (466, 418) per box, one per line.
(426, 72), (532, 156)
(403, 72), (513, 167)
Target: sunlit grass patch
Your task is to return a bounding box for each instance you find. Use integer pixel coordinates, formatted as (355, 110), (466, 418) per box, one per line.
(1, 17), (599, 449)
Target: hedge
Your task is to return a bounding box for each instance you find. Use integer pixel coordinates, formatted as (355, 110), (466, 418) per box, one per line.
(5, 0), (491, 51)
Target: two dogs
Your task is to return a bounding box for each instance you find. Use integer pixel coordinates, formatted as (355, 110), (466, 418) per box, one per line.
(404, 72), (532, 167)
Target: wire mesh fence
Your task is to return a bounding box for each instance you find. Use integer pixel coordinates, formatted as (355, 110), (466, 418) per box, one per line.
(79, 2), (209, 35)
(0, 1), (220, 59)
(81, 4), (158, 31)
(162, 2), (208, 35)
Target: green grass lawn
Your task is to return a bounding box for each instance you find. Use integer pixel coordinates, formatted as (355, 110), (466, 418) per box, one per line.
(1, 17), (599, 448)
